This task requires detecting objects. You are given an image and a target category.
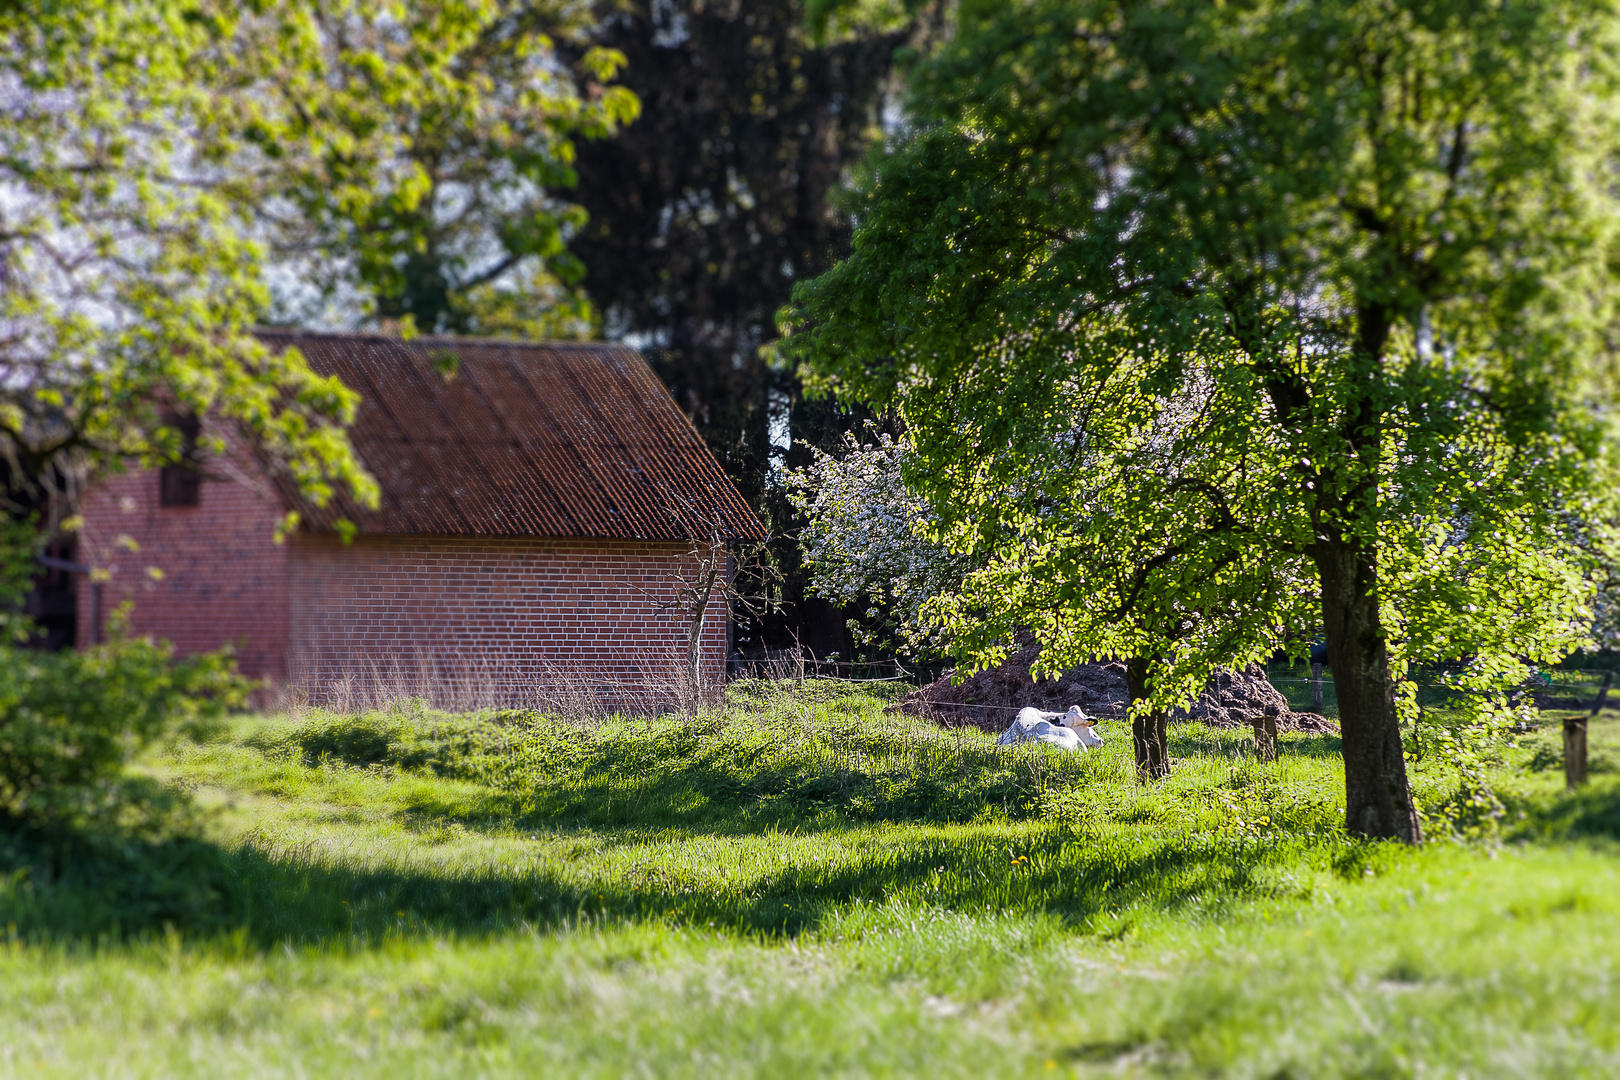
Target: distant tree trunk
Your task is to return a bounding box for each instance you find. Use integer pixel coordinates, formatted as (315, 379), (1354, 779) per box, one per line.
(1125, 657), (1170, 780)
(1317, 540), (1422, 843)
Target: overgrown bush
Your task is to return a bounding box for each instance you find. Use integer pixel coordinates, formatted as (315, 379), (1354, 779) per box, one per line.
(0, 637), (249, 826)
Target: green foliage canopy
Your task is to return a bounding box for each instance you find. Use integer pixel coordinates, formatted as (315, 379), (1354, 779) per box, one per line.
(0, 0), (386, 524)
(251, 0), (639, 335)
(3, 0), (637, 528)
(788, 0), (1620, 838)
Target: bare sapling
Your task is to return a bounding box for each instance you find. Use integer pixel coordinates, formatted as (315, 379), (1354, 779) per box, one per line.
(646, 508), (780, 715)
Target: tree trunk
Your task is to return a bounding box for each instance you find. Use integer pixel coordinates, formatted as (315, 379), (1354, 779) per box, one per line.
(1125, 657), (1171, 780)
(685, 610), (705, 705)
(1317, 541), (1421, 843)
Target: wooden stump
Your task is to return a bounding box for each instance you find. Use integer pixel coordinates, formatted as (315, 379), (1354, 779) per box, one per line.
(1568, 670), (1611, 790)
(1251, 709), (1279, 763)
(1564, 714), (1589, 789)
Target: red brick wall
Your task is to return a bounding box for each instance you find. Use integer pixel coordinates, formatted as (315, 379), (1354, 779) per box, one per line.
(74, 454), (292, 682)
(77, 442), (733, 706)
(286, 534), (730, 704)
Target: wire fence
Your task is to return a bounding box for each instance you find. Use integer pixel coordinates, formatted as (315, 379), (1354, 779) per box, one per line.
(1264, 666), (1618, 717)
(726, 652), (1620, 720)
(726, 652), (958, 684)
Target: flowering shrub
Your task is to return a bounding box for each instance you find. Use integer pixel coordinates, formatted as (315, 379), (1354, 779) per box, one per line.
(786, 433), (971, 656)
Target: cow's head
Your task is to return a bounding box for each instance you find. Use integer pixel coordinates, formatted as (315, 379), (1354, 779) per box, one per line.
(1063, 705), (1096, 729)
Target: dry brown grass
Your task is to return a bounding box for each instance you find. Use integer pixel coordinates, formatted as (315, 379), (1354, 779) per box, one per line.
(279, 646), (720, 720)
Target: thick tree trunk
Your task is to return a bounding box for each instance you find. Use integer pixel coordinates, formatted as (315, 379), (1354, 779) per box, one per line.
(1316, 541), (1421, 843)
(1125, 657), (1171, 780)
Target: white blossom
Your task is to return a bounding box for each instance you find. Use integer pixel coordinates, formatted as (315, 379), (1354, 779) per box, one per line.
(786, 434), (970, 655)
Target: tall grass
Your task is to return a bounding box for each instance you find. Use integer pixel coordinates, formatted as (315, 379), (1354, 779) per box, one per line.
(280, 647), (710, 718)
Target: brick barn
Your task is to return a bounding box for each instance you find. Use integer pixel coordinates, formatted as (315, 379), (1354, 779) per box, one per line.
(73, 331), (765, 705)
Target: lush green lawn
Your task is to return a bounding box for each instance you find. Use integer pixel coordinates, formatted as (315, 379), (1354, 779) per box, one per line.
(3, 682), (1619, 1077)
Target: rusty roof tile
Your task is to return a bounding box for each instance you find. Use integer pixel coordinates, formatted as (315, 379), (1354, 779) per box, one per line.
(254, 331), (766, 542)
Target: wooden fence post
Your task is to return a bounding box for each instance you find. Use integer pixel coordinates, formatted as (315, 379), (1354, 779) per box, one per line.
(1566, 671), (1611, 790)
(1251, 708), (1279, 763)
(1310, 662), (1324, 714)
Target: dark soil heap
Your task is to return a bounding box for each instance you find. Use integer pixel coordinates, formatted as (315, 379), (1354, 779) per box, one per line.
(900, 641), (1338, 734)
(1170, 667), (1336, 732)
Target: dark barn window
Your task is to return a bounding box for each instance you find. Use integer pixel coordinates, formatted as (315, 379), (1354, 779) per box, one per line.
(159, 465), (199, 506)
(159, 413), (201, 507)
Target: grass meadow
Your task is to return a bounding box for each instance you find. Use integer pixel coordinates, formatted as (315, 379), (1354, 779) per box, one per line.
(3, 680), (1620, 1077)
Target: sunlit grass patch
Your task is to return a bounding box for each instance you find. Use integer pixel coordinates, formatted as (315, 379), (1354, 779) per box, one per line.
(2, 685), (1619, 1075)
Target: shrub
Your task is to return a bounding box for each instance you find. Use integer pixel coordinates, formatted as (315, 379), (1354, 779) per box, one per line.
(0, 637), (249, 826)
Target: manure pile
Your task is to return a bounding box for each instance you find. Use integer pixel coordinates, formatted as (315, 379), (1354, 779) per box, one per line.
(900, 641), (1338, 734)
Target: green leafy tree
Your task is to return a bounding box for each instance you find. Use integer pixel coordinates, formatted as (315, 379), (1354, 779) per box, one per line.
(3, 0), (631, 524)
(0, 0), (382, 533)
(789, 0), (1620, 839)
(924, 350), (1320, 778)
(235, 0), (637, 336)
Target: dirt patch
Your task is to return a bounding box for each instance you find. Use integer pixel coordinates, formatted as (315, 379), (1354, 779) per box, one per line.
(899, 641), (1337, 734)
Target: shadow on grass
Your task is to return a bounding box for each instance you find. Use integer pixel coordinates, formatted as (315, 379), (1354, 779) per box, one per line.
(0, 716), (1384, 950)
(0, 823), (230, 937)
(1, 809), (1322, 951)
(1509, 780), (1620, 844)
(1281, 734), (1344, 758)
(391, 737), (1122, 840)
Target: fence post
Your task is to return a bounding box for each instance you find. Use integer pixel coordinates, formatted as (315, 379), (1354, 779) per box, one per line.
(1251, 708), (1279, 762)
(1566, 670), (1610, 790)
(1310, 662), (1324, 714)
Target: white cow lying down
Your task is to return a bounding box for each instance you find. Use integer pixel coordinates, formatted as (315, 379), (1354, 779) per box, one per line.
(997, 706), (1103, 752)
